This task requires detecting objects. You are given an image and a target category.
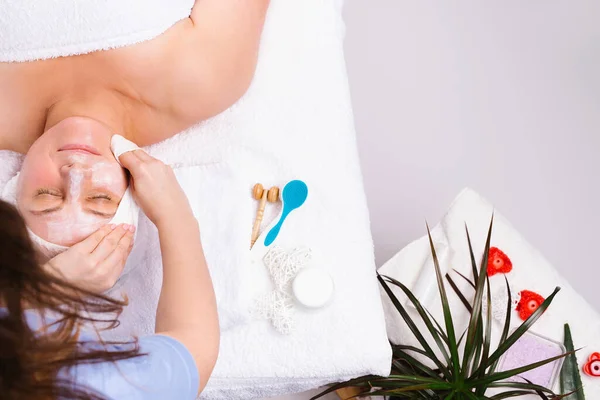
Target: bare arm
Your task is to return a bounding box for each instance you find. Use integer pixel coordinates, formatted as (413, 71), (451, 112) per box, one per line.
(120, 0), (271, 145)
(169, 0), (271, 120)
(119, 150), (219, 393)
(155, 210), (218, 393)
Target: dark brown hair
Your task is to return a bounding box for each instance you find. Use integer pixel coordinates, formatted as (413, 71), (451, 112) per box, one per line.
(0, 200), (140, 400)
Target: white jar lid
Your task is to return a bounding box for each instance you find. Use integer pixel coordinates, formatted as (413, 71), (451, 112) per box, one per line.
(292, 268), (334, 308)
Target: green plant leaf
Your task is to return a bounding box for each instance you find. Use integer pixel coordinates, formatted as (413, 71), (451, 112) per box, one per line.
(462, 219), (493, 375)
(378, 274), (451, 377)
(485, 380), (555, 393)
(470, 350), (573, 387)
(394, 349), (442, 379)
(522, 377), (550, 400)
(489, 390), (544, 399)
(489, 276), (513, 375)
(375, 382), (453, 392)
(393, 344), (434, 358)
(457, 328), (468, 348)
(478, 286), (561, 372)
(470, 317), (484, 378)
(310, 375), (381, 399)
(425, 307), (451, 344)
(465, 223), (480, 283)
(463, 391), (480, 400)
(445, 391), (457, 400)
(454, 269), (476, 289)
(560, 323), (585, 400)
(446, 273), (473, 313)
(475, 274), (493, 396)
(368, 388), (449, 399)
(311, 375), (450, 400)
(383, 275), (452, 366)
(427, 224), (461, 381)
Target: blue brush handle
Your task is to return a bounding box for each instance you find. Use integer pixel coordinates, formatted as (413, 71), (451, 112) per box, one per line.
(264, 207), (291, 247)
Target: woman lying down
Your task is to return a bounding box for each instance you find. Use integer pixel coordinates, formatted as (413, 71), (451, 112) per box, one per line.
(0, 1), (270, 399)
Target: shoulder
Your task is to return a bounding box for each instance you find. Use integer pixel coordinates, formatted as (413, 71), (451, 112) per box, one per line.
(0, 61), (58, 153)
(72, 335), (199, 400)
(140, 1), (270, 125)
(92, 1), (270, 145)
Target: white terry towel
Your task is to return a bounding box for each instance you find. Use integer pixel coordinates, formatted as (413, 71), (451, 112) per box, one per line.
(379, 188), (600, 399)
(0, 0), (194, 62)
(0, 0), (392, 398)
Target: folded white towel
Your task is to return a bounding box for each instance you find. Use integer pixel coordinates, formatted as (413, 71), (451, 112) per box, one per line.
(0, 0), (392, 398)
(0, 0), (194, 62)
(379, 188), (600, 398)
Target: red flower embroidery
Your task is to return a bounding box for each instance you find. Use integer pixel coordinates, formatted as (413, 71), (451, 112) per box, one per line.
(516, 290), (545, 320)
(487, 247), (513, 276)
(584, 353), (600, 377)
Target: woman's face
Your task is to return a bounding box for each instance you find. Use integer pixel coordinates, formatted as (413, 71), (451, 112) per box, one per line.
(17, 117), (127, 246)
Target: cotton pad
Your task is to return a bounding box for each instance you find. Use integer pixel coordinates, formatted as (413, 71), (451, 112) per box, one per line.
(292, 267), (334, 309)
(110, 134), (140, 164)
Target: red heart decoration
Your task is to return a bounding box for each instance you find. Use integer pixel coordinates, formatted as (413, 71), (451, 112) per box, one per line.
(487, 247), (513, 277)
(515, 290), (545, 320)
(584, 353), (600, 377)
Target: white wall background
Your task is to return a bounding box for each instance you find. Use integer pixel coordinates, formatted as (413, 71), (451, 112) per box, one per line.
(345, 1), (600, 309)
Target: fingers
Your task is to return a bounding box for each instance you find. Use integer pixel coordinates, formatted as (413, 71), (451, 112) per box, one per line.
(72, 224), (115, 253)
(118, 151), (144, 175)
(90, 224), (135, 265)
(98, 228), (136, 287)
(118, 149), (153, 167)
(119, 150), (162, 180)
(131, 149), (153, 162)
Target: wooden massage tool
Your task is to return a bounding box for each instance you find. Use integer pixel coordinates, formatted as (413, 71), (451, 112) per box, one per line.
(251, 183), (280, 248)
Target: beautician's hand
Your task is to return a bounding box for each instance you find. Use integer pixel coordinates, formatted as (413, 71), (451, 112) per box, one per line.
(44, 223), (135, 293)
(119, 150), (192, 227)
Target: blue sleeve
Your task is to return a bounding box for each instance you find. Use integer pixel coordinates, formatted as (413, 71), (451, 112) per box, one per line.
(73, 334), (200, 400)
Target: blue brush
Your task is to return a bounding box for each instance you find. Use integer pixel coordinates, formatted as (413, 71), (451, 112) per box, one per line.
(264, 180), (308, 247)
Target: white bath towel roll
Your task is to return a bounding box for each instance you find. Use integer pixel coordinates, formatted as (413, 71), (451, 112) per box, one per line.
(0, 0), (194, 62)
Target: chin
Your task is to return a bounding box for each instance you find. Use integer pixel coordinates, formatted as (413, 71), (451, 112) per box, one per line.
(46, 117), (115, 156)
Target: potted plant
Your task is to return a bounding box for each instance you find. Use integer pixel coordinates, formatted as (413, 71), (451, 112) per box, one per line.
(317, 219), (582, 399)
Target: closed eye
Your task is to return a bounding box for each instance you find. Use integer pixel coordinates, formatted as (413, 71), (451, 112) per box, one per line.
(30, 206), (63, 215)
(86, 209), (115, 218)
(36, 188), (62, 198)
(88, 194), (113, 201)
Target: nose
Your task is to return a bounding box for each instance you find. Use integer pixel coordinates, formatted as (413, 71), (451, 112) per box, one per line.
(60, 165), (87, 200)
(59, 162), (88, 176)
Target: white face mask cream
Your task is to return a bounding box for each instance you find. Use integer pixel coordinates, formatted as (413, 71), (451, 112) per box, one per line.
(1, 135), (142, 259)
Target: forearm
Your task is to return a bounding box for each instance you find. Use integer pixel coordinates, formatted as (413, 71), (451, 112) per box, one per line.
(154, 212), (219, 391)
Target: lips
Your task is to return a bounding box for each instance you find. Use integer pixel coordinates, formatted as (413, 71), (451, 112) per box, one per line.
(58, 144), (101, 155)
